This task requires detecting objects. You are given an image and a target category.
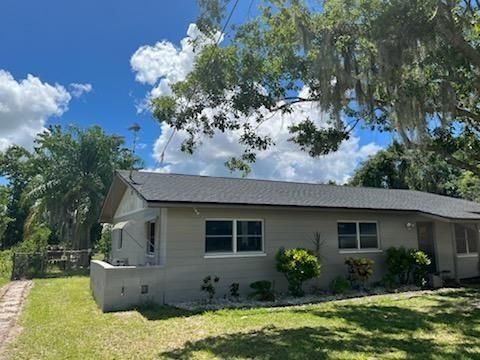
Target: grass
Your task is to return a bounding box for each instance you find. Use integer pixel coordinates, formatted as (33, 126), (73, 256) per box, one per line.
(7, 276), (480, 360)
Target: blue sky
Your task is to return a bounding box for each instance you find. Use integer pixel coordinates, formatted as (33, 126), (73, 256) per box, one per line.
(0, 0), (391, 183)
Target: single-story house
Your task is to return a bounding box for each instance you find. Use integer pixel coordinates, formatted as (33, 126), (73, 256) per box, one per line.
(91, 170), (480, 311)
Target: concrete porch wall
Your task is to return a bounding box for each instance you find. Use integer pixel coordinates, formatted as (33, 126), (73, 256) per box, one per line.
(90, 260), (165, 312)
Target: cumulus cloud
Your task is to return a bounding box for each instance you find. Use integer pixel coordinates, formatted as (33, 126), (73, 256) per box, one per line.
(69, 83), (92, 98)
(152, 95), (382, 184)
(0, 70), (72, 151)
(132, 24), (382, 183)
(130, 23), (220, 108)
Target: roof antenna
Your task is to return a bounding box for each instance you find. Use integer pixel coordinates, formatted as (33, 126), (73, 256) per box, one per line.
(128, 123), (141, 184)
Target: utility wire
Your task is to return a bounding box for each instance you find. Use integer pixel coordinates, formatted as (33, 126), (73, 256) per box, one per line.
(159, 0), (240, 166)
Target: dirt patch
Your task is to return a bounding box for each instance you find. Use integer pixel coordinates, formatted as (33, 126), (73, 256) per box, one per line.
(0, 281), (32, 359)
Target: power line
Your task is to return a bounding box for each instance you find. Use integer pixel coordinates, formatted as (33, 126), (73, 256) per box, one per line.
(158, 0), (240, 166)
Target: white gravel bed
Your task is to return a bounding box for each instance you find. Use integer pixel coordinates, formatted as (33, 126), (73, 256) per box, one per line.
(170, 285), (426, 311)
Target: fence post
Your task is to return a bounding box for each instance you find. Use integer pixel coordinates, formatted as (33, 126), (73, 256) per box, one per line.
(11, 253), (15, 280)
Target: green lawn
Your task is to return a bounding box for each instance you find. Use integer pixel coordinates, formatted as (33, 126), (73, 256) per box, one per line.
(7, 277), (480, 359)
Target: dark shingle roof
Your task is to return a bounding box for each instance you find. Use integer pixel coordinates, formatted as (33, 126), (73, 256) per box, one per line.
(117, 170), (480, 220)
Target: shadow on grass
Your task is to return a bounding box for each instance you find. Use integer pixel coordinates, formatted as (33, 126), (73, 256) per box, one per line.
(137, 304), (199, 321)
(159, 325), (475, 360)
(159, 289), (480, 359)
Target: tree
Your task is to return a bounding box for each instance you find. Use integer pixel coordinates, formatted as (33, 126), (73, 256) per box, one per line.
(0, 146), (34, 249)
(152, 0), (480, 174)
(0, 125), (139, 250)
(349, 142), (461, 196)
(0, 186), (13, 246)
(27, 125), (139, 249)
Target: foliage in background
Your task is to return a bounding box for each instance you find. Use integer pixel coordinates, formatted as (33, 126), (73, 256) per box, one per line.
(15, 226), (50, 253)
(0, 250), (12, 287)
(276, 247), (321, 296)
(151, 0), (480, 175)
(345, 257), (374, 289)
(0, 125), (140, 251)
(248, 280), (275, 301)
(349, 142), (462, 196)
(0, 146), (34, 249)
(385, 246), (431, 286)
(95, 224), (112, 261)
(329, 275), (352, 294)
(0, 186), (13, 246)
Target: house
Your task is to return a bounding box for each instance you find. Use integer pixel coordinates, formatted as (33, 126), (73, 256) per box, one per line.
(91, 170), (480, 311)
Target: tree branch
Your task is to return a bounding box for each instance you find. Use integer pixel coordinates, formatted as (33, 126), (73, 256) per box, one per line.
(455, 106), (480, 124)
(436, 2), (480, 69)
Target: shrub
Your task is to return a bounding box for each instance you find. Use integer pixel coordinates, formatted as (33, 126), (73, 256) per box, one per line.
(345, 257), (374, 289)
(95, 224), (112, 260)
(329, 275), (352, 294)
(0, 250), (12, 283)
(200, 275), (219, 302)
(17, 226), (50, 253)
(276, 247), (321, 297)
(248, 280), (275, 301)
(411, 250), (431, 286)
(229, 283), (240, 300)
(385, 247), (431, 285)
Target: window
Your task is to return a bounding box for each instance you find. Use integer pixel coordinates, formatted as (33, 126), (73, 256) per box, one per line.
(205, 219), (263, 254)
(146, 221), (155, 254)
(113, 229), (123, 250)
(141, 285), (149, 294)
(338, 222), (379, 250)
(455, 224), (478, 255)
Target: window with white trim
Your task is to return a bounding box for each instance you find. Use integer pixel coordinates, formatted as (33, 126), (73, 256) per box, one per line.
(205, 220), (263, 254)
(338, 222), (379, 250)
(455, 224), (478, 255)
(146, 221), (155, 254)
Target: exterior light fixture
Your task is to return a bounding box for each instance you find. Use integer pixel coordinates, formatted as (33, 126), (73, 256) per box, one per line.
(405, 222), (416, 231)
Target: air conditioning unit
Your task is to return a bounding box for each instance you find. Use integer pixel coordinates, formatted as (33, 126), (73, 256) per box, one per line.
(111, 258), (129, 266)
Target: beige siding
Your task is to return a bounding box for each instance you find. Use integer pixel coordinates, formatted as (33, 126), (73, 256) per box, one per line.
(110, 189), (160, 266)
(113, 188), (145, 220)
(163, 207), (421, 302)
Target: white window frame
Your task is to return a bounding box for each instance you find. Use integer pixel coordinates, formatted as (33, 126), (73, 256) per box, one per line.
(337, 220), (381, 253)
(204, 218), (265, 258)
(455, 224), (479, 257)
(146, 221), (156, 256)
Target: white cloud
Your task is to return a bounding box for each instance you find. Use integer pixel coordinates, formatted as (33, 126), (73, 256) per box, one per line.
(151, 94), (381, 184)
(0, 70), (72, 151)
(69, 83), (92, 98)
(132, 24), (382, 184)
(130, 23), (220, 110)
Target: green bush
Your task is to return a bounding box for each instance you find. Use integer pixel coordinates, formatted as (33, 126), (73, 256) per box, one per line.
(276, 247), (321, 297)
(0, 250), (12, 285)
(329, 275), (352, 294)
(385, 246), (431, 285)
(95, 224), (112, 260)
(248, 280), (275, 301)
(16, 226), (50, 253)
(200, 275), (219, 303)
(345, 257), (374, 289)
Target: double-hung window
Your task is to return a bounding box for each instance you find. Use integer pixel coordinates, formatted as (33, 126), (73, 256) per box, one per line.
(338, 221), (379, 251)
(205, 219), (263, 254)
(455, 224), (478, 255)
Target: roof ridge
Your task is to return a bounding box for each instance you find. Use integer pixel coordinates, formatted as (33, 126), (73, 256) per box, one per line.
(116, 169), (419, 194)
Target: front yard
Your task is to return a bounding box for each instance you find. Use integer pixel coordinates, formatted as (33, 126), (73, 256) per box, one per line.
(7, 276), (480, 359)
